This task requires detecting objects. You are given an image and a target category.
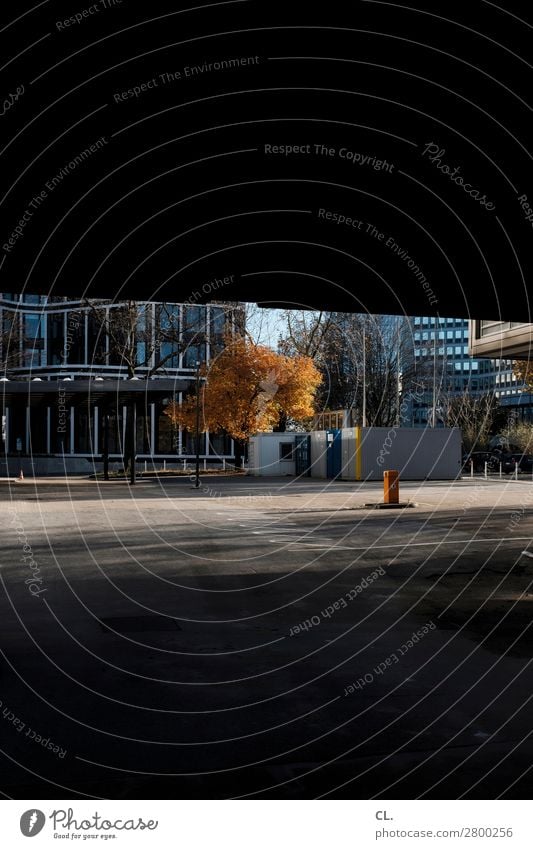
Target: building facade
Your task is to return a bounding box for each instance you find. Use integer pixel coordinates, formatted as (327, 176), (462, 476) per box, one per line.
(404, 316), (522, 426)
(469, 319), (533, 422)
(0, 293), (243, 461)
(469, 320), (533, 361)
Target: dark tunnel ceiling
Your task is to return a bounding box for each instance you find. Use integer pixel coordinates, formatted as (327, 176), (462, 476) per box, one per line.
(1, 1), (532, 321)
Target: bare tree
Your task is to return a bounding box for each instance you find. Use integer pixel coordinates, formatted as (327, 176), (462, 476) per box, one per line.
(0, 307), (22, 376)
(438, 391), (500, 451)
(0, 305), (42, 377)
(279, 310), (334, 359)
(82, 299), (202, 474)
(279, 310), (408, 427)
(83, 300), (190, 378)
(82, 299), (245, 470)
(361, 315), (403, 427)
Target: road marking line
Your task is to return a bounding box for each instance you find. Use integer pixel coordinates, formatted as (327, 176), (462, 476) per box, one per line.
(269, 537), (334, 543)
(287, 535), (533, 552)
(251, 529), (308, 534)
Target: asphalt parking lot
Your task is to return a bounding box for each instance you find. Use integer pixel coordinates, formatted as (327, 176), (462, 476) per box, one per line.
(1, 474), (533, 799)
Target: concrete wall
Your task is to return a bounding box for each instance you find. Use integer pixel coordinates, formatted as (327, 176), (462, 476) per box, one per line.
(0, 456), (93, 477)
(248, 433), (296, 476)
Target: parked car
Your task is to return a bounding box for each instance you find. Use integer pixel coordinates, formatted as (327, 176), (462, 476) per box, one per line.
(490, 450), (533, 474)
(462, 451), (493, 473)
(507, 453), (533, 474)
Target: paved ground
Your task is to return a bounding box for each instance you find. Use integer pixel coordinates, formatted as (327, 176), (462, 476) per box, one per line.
(1, 474), (533, 799)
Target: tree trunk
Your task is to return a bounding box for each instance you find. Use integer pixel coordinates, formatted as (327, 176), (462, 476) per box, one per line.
(273, 411), (288, 432)
(123, 410), (131, 475)
(123, 402), (137, 480)
(102, 409), (109, 481)
(233, 439), (247, 469)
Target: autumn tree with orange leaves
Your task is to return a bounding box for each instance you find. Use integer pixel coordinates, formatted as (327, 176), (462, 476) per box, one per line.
(164, 337), (321, 460)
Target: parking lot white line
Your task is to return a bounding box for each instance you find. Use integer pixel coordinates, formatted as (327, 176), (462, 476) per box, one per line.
(288, 535), (533, 552)
(240, 522), (296, 527)
(251, 529), (312, 535)
(269, 537), (334, 543)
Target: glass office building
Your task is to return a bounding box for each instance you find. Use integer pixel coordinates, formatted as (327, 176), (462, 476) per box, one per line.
(0, 293), (243, 460)
(404, 316), (521, 426)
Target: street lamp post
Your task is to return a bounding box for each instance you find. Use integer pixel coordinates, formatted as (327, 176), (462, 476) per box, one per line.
(129, 400), (137, 485)
(431, 318), (438, 428)
(102, 408), (109, 481)
(362, 322), (367, 427)
(194, 360), (201, 488)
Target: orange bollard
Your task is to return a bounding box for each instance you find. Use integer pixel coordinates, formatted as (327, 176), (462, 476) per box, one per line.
(383, 469), (399, 504)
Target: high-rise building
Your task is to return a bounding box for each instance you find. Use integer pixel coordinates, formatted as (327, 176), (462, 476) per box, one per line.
(403, 316), (521, 426)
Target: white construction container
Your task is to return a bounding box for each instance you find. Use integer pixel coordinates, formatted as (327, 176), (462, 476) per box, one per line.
(356, 426), (461, 480)
(248, 433), (296, 476)
(309, 430), (328, 478)
(250, 426), (461, 480)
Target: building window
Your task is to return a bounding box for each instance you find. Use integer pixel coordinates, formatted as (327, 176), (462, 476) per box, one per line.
(66, 312), (85, 365)
(23, 312), (45, 368)
(50, 404), (71, 454)
(183, 305), (206, 335)
(157, 304), (180, 369)
(74, 405), (95, 453)
(155, 406), (177, 454)
(208, 431), (232, 456)
(182, 305), (207, 368)
(87, 313), (106, 366)
(47, 313), (65, 365)
(183, 342), (206, 369)
(2, 309), (20, 368)
(99, 407), (124, 455)
(279, 442), (294, 461)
